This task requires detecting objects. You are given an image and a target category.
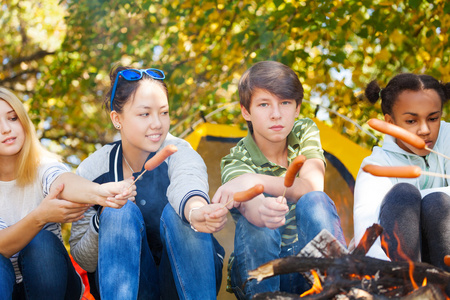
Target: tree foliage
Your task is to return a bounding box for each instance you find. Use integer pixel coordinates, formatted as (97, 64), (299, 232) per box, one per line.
(1, 0), (449, 165)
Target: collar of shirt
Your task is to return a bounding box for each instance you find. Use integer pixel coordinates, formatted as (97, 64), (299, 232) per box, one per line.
(242, 130), (300, 168)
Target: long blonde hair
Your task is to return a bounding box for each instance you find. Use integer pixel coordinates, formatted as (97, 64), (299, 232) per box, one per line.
(0, 87), (43, 186)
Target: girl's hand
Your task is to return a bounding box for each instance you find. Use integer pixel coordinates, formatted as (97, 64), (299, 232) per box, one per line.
(189, 204), (228, 234)
(97, 177), (137, 208)
(36, 184), (91, 225)
(258, 196), (289, 229)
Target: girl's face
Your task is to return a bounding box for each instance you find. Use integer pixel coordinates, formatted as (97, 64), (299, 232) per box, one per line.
(0, 100), (25, 158)
(113, 80), (170, 156)
(385, 89), (442, 156)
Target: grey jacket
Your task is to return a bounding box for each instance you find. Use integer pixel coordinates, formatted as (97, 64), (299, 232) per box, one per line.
(69, 133), (210, 272)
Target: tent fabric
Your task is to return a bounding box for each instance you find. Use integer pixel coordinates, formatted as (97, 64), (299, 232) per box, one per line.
(73, 119), (370, 299)
(184, 120), (371, 299)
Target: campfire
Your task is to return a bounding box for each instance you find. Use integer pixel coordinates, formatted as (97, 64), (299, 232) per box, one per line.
(248, 224), (450, 299)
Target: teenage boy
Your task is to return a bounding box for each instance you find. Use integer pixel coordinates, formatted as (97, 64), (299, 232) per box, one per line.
(211, 61), (346, 299)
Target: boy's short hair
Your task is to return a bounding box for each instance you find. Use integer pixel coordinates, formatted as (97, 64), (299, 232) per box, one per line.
(238, 61), (304, 112)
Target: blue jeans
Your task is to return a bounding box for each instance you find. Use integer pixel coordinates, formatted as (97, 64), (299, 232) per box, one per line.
(160, 204), (224, 299)
(0, 230), (82, 300)
(230, 191), (346, 299)
(98, 201), (224, 300)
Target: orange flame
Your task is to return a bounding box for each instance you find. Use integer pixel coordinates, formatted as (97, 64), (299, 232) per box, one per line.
(300, 270), (323, 297)
(392, 232), (419, 290)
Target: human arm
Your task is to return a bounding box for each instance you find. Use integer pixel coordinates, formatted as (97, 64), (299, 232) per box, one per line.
(0, 184), (90, 258)
(163, 135), (228, 233)
(183, 196), (228, 233)
(68, 206), (99, 272)
(51, 172), (136, 208)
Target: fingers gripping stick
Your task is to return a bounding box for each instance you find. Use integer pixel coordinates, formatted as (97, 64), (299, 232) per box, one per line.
(128, 145), (178, 188)
(282, 155), (306, 198)
(221, 184), (265, 209)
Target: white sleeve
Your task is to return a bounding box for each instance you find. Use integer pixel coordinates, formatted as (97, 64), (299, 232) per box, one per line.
(39, 160), (70, 197)
(353, 166), (393, 260)
(0, 217), (7, 230)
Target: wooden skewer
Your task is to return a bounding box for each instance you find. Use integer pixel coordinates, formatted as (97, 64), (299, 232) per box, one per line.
(425, 147), (450, 161)
(128, 170), (147, 189)
(221, 198), (235, 209)
(420, 170), (450, 179)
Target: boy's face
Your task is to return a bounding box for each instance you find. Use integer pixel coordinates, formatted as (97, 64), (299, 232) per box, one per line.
(242, 88), (300, 145)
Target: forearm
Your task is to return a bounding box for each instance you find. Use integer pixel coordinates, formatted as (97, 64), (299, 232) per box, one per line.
(183, 196), (209, 222)
(0, 210), (45, 258)
(52, 172), (101, 204)
(237, 196), (266, 227)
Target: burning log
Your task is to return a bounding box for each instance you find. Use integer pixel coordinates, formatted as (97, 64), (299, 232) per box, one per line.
(248, 255), (450, 289)
(248, 225), (450, 299)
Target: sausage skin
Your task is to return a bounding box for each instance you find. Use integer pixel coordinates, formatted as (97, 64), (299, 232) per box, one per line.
(144, 145), (178, 171)
(233, 184), (264, 202)
(284, 155), (307, 188)
(362, 164), (421, 178)
(368, 119), (425, 149)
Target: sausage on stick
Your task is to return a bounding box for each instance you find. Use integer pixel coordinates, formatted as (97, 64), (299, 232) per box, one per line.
(362, 164), (450, 180)
(128, 145), (178, 188)
(221, 184), (265, 208)
(445, 255), (450, 267)
(368, 119), (450, 160)
(282, 155), (306, 198)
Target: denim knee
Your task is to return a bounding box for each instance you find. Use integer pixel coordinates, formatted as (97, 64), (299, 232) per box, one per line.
(101, 200), (145, 230)
(19, 230), (63, 264)
(296, 191), (346, 248)
(296, 191), (334, 211)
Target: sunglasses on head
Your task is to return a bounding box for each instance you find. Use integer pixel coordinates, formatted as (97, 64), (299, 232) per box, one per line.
(110, 68), (165, 111)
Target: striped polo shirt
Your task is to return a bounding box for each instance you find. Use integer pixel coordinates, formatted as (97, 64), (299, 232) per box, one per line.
(221, 118), (325, 246)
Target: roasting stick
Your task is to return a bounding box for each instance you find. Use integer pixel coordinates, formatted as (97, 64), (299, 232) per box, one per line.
(363, 164), (450, 180)
(128, 145), (178, 188)
(221, 184), (264, 209)
(282, 155), (306, 199)
(368, 119), (450, 161)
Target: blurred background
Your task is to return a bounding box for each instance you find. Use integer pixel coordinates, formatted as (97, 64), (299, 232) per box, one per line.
(1, 0), (449, 298)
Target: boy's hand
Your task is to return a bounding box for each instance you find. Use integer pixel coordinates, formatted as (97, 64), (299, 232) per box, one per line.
(212, 174), (260, 209)
(258, 196), (289, 229)
(189, 204), (228, 233)
(36, 184), (91, 225)
(96, 177), (137, 208)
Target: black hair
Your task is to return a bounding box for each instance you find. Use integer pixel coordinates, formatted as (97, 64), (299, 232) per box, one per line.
(104, 65), (169, 113)
(365, 73), (450, 115)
